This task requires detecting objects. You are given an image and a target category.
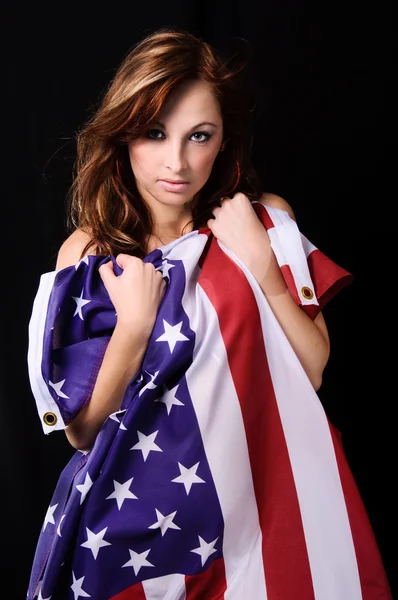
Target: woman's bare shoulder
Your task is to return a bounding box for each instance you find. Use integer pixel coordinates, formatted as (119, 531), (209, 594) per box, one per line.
(258, 192), (296, 221)
(56, 228), (96, 270)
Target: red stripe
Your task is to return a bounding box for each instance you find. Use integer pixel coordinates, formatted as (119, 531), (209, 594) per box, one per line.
(307, 249), (353, 310)
(252, 201), (275, 230)
(109, 581), (146, 600)
(198, 238), (315, 599)
(328, 424), (392, 599)
(185, 557), (227, 599)
(280, 264), (301, 305)
(108, 561), (228, 600)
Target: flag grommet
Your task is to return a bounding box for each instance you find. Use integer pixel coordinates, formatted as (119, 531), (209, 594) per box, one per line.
(43, 412), (57, 426)
(301, 286), (314, 300)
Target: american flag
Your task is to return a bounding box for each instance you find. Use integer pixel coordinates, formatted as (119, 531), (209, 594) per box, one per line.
(27, 203), (391, 600)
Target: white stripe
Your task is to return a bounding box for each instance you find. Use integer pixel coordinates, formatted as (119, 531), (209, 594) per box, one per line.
(300, 233), (317, 258)
(142, 574), (186, 599)
(27, 271), (66, 433)
(253, 203), (319, 307)
(223, 246), (363, 600)
(184, 287), (267, 599)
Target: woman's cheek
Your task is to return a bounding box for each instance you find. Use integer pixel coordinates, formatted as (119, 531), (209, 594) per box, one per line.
(128, 142), (153, 170)
(199, 151), (219, 177)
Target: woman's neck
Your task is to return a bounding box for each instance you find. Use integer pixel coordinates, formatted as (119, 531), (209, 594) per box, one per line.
(151, 210), (194, 241)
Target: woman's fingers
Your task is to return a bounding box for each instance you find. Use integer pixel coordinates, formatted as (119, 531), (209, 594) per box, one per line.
(98, 260), (115, 288)
(116, 253), (141, 270)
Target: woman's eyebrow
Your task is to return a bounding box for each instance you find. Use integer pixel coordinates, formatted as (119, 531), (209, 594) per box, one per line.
(153, 120), (218, 129)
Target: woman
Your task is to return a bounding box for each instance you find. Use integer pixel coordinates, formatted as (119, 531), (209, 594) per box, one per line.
(27, 27), (392, 600)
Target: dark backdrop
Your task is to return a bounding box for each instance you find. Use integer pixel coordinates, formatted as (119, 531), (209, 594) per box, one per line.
(4, 2), (395, 598)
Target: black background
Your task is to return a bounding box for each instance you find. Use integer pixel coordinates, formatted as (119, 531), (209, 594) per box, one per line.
(3, 2), (396, 598)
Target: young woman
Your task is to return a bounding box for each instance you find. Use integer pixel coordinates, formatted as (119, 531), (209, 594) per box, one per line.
(26, 27), (392, 600)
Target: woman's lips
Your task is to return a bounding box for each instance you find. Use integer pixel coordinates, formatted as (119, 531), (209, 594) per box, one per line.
(158, 180), (190, 192)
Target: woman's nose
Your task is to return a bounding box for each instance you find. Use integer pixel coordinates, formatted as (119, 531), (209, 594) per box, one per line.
(164, 141), (188, 173)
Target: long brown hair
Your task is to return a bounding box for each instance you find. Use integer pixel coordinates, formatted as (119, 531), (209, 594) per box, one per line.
(68, 26), (264, 258)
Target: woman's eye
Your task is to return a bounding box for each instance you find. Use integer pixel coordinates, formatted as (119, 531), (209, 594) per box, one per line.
(145, 129), (211, 144)
(146, 129), (164, 140)
(191, 132), (211, 143)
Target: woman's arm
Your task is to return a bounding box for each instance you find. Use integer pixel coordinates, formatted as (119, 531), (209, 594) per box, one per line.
(251, 193), (330, 391)
(55, 230), (166, 450)
(207, 193), (330, 391)
(64, 323), (149, 451)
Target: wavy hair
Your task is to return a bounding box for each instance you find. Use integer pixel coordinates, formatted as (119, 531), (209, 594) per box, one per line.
(68, 26), (264, 258)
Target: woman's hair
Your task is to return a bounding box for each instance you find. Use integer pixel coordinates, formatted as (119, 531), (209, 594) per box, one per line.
(68, 26), (264, 258)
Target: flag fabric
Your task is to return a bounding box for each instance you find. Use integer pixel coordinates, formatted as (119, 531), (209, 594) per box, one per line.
(26, 203), (391, 600)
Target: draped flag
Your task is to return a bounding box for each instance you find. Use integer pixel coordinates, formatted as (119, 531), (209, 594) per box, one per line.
(26, 203), (391, 600)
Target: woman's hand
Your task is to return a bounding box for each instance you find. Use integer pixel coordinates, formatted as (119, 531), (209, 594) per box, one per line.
(99, 254), (167, 337)
(207, 193), (271, 279)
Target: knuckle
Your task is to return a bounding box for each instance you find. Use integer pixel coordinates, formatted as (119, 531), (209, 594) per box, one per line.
(127, 256), (141, 270)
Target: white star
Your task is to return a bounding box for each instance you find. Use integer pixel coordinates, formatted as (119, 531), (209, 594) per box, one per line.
(57, 514), (66, 536)
(148, 508), (181, 536)
(139, 370), (159, 397)
(156, 259), (175, 279)
(70, 572), (90, 599)
(76, 473), (93, 504)
(191, 536), (219, 566)
(42, 503), (58, 532)
(130, 430), (162, 461)
(106, 478), (138, 510)
(155, 320), (189, 353)
(75, 256), (89, 270)
(109, 410), (128, 430)
(155, 384), (184, 415)
(80, 527), (111, 559)
(172, 462), (206, 495)
(122, 548), (154, 576)
(37, 587), (52, 600)
(48, 379), (69, 399)
(109, 409), (126, 423)
(72, 289), (91, 320)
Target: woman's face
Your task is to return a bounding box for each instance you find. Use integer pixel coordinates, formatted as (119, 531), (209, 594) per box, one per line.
(128, 79), (224, 213)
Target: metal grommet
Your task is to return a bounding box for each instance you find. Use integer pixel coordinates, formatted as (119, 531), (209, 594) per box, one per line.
(43, 412), (58, 426)
(301, 286), (314, 300)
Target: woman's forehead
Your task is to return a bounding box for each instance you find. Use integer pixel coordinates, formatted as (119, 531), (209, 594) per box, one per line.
(156, 80), (222, 124)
